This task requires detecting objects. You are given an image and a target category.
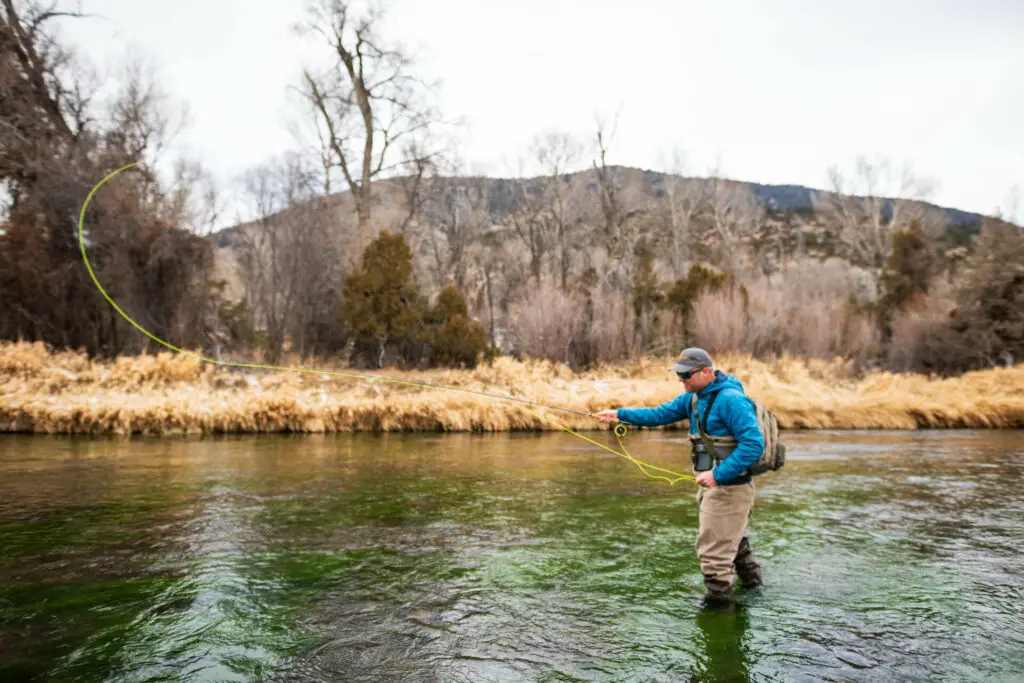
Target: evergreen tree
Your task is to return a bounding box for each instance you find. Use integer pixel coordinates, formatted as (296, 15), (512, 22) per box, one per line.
(886, 222), (935, 299)
(879, 220), (937, 338)
(424, 285), (489, 368)
(934, 219), (1024, 371)
(340, 230), (422, 367)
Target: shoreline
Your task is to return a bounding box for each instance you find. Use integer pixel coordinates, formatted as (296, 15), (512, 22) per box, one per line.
(2, 342), (1023, 435)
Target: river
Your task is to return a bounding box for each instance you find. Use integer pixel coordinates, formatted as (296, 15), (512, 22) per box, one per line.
(1, 429), (1022, 682)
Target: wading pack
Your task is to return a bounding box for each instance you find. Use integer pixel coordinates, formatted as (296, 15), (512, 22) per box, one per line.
(690, 392), (786, 476)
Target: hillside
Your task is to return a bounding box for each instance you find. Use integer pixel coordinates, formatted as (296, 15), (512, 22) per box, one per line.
(188, 162), (1024, 379)
(211, 166), (986, 250)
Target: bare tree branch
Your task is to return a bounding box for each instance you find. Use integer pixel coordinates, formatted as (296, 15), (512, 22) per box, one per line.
(657, 146), (703, 279)
(420, 158), (490, 291)
(296, 0), (444, 246)
(530, 129), (583, 290)
(812, 155), (945, 271)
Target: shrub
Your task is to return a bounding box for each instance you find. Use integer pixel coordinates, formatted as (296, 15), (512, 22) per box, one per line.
(689, 287), (748, 353)
(735, 258), (881, 362)
(508, 280), (586, 365)
(424, 286), (489, 368)
(887, 286), (955, 372)
(666, 263), (735, 330)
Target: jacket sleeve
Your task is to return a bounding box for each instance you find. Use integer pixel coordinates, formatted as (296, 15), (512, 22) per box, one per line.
(616, 394), (691, 427)
(712, 392), (764, 482)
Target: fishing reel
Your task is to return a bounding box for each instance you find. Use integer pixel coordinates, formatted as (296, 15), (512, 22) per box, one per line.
(614, 423), (628, 438)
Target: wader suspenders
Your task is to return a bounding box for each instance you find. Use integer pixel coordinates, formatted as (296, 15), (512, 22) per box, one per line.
(691, 392), (721, 463)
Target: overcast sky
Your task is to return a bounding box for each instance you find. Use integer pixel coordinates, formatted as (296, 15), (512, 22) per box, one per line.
(61, 0), (1023, 220)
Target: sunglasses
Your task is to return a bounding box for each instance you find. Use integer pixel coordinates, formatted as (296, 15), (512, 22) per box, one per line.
(676, 369), (700, 380)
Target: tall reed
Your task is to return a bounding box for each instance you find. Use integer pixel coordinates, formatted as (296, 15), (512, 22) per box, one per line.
(2, 341), (1021, 434)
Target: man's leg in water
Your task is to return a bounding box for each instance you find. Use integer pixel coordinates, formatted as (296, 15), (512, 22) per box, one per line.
(696, 483), (755, 602)
(734, 534), (762, 588)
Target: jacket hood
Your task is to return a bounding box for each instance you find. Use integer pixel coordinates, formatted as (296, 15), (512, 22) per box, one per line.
(698, 370), (747, 397)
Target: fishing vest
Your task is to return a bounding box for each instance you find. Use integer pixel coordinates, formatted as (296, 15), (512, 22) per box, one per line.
(689, 391), (785, 479)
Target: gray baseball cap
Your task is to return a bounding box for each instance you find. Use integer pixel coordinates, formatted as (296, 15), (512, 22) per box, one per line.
(670, 347), (714, 373)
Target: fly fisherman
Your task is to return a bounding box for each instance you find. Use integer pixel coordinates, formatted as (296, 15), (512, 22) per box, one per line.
(595, 347), (764, 606)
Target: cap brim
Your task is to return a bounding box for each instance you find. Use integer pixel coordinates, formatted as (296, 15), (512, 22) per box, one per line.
(671, 362), (700, 373)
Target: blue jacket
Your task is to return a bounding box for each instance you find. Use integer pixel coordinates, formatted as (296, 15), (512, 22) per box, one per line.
(616, 370), (764, 484)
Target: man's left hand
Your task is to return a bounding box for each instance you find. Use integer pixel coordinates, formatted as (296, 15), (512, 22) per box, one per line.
(695, 470), (718, 488)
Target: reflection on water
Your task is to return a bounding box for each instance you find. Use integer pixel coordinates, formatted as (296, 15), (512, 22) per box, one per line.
(1, 429), (1022, 681)
(694, 605), (750, 683)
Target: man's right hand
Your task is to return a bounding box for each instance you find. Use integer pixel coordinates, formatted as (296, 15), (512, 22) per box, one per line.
(593, 409), (619, 423)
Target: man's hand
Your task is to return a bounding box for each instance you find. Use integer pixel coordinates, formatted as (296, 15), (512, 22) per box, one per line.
(695, 470), (718, 488)
(593, 409), (619, 423)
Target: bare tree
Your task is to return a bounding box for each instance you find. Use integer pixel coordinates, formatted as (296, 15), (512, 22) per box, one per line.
(811, 155), (946, 271)
(589, 112), (645, 287)
(420, 159), (490, 292)
(530, 129), (583, 290)
(291, 207), (346, 358)
(162, 157), (222, 236)
(391, 138), (434, 239)
(104, 56), (188, 164)
(1, 3), (220, 356)
(657, 146), (703, 279)
(1, 0), (84, 141)
(235, 153), (333, 363)
(296, 0), (443, 249)
(703, 169), (763, 271)
(592, 114), (624, 265)
(97, 57), (223, 237)
(1, 0), (86, 189)
(587, 112), (648, 358)
(506, 155), (554, 286)
(475, 235), (504, 350)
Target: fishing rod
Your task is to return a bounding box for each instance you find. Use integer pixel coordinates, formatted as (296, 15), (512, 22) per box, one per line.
(77, 161), (693, 485)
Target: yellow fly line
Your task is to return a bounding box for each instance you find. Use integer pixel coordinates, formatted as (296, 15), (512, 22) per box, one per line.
(78, 161), (695, 486)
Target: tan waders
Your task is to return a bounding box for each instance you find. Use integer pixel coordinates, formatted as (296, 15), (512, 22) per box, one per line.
(696, 482), (762, 604)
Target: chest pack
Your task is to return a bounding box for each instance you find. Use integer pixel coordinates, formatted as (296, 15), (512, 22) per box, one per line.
(689, 391), (786, 476)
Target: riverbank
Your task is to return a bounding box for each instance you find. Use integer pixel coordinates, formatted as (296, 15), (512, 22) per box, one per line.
(1, 341), (1022, 435)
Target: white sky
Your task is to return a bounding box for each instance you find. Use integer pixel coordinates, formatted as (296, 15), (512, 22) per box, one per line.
(60, 0), (1024, 220)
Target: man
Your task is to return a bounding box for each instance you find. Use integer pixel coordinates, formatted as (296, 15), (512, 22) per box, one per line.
(594, 347), (764, 605)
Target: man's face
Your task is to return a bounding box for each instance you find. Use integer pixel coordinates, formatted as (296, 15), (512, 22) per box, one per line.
(678, 366), (713, 392)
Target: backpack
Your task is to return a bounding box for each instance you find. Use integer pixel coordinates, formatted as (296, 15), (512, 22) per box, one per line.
(690, 391), (785, 476)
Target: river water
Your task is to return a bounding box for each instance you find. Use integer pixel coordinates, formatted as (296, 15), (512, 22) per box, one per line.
(1, 429), (1022, 682)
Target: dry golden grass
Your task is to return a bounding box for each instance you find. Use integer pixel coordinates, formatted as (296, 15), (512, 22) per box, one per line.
(1, 341), (1022, 435)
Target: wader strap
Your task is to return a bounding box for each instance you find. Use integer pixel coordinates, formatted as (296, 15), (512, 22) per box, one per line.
(701, 391), (719, 435)
(691, 392), (724, 462)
